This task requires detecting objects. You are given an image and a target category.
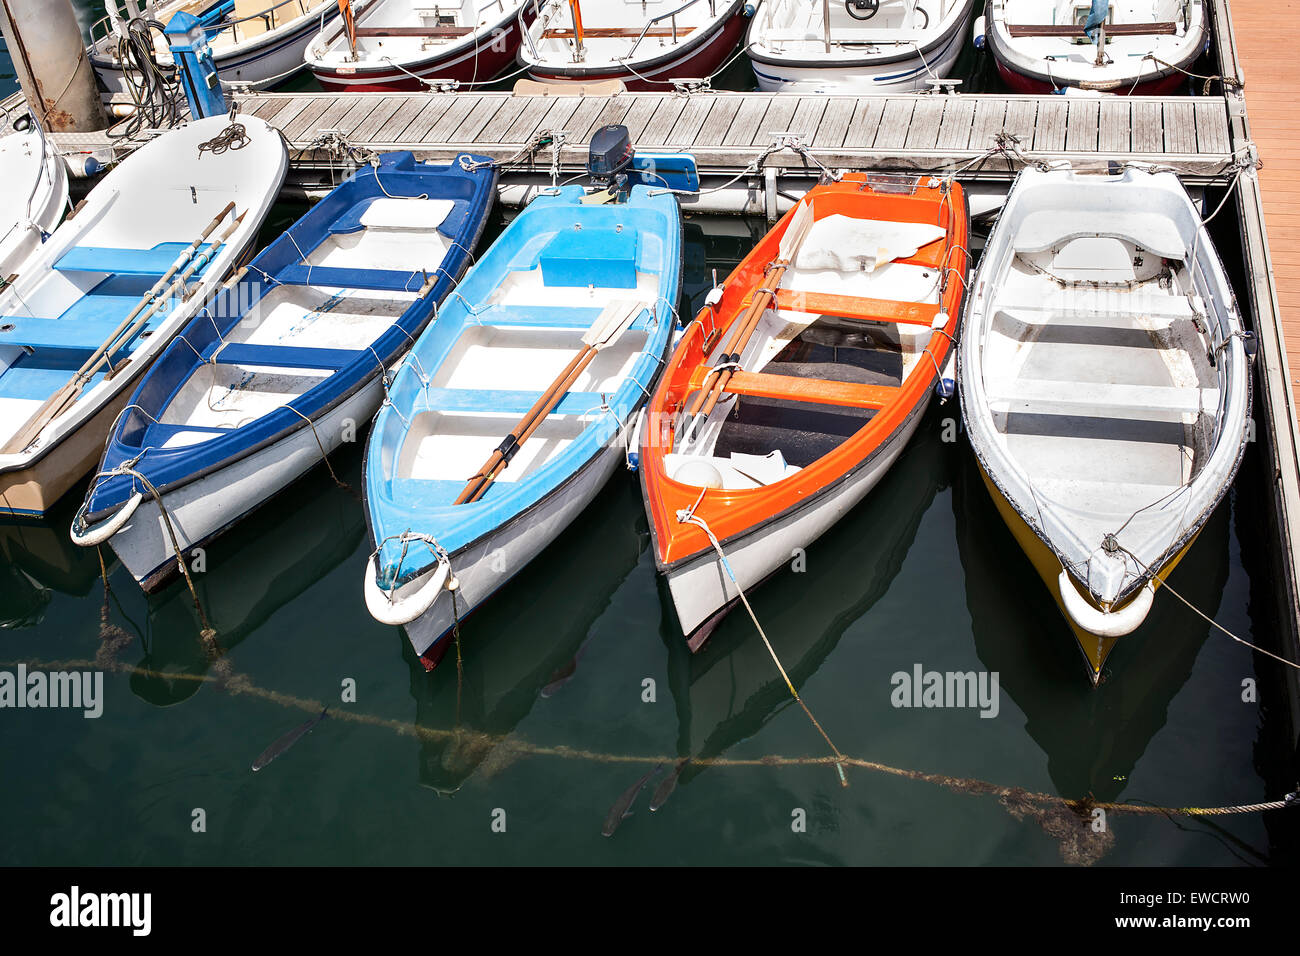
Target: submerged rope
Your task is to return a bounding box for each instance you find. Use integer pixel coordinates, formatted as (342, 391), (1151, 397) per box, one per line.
(3, 652), (1292, 865)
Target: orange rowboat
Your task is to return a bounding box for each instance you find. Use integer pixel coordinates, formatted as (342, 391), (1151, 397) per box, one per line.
(639, 173), (969, 649)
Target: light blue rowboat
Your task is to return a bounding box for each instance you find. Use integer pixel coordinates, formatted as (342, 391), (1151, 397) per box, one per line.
(362, 184), (682, 667)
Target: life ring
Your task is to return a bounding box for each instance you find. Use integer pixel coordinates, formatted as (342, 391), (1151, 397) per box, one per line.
(1057, 569), (1155, 638)
(69, 491), (143, 547)
(363, 554), (449, 627)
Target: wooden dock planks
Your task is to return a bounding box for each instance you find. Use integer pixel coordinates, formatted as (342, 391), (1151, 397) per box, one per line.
(222, 90), (1234, 179)
(1232, 0), (1300, 407)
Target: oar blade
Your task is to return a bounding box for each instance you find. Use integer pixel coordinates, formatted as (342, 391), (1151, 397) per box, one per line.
(777, 198), (815, 264)
(0, 381), (78, 455)
(582, 298), (647, 349)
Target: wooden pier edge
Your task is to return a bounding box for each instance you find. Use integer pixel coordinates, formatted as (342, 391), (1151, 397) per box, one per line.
(1214, 0), (1300, 772)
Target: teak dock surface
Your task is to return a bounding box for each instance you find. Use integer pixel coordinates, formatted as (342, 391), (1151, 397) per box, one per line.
(225, 88), (1237, 180)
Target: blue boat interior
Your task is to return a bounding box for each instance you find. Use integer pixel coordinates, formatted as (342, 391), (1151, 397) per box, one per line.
(86, 153), (496, 520)
(366, 185), (682, 584)
(0, 243), (225, 405)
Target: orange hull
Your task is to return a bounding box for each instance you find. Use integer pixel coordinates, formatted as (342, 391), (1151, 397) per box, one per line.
(639, 174), (969, 641)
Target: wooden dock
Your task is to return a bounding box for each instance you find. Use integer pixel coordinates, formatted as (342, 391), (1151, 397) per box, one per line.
(1213, 0), (1300, 760)
(230, 89), (1237, 181)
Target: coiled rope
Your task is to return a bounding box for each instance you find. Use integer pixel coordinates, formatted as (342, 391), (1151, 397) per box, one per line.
(197, 121), (250, 158)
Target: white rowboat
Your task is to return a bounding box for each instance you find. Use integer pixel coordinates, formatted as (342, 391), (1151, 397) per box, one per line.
(958, 165), (1251, 683)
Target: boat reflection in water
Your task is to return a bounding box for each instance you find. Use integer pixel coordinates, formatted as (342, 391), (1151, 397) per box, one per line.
(405, 481), (646, 795)
(126, 458), (366, 707)
(0, 495), (102, 629)
(951, 446), (1229, 803)
(662, 407), (951, 791)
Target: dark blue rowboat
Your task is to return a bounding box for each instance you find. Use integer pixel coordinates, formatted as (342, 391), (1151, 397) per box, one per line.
(73, 151), (498, 591)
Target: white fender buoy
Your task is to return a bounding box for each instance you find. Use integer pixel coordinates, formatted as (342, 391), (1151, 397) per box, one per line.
(673, 459), (724, 489)
(1058, 570), (1155, 638)
(69, 491), (143, 547)
(364, 554), (450, 627)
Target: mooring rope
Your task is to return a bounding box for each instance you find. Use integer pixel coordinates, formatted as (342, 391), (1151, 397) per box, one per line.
(197, 121), (250, 159)
(115, 466), (215, 644)
(1140, 53), (1243, 96)
(277, 404), (360, 500)
(1112, 541), (1300, 671)
(676, 501), (849, 787)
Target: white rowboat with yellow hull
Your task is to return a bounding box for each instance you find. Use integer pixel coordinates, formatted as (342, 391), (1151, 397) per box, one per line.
(958, 166), (1251, 684)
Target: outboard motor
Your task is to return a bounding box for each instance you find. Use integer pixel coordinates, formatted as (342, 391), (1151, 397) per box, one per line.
(588, 124), (634, 197)
(584, 124), (700, 202)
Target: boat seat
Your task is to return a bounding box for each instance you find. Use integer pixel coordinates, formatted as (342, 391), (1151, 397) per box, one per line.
(327, 197), (456, 236)
(986, 378), (1218, 418)
(664, 451), (800, 489)
(753, 289), (940, 327)
(354, 26), (476, 37)
(53, 243), (224, 277)
(389, 477), (492, 509)
(1005, 22), (1178, 38)
(142, 422), (233, 448)
(795, 216), (947, 272)
(276, 264), (427, 292)
(688, 367), (899, 409)
(231, 0), (275, 38)
(994, 300), (1198, 325)
(470, 303), (647, 331)
(1014, 211), (1185, 259)
(0, 315), (138, 352)
(418, 387), (608, 417)
(208, 342), (365, 370)
(0, 364), (84, 401)
(538, 227), (638, 289)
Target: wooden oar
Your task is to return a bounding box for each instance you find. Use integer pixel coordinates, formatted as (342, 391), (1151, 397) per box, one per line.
(678, 199), (814, 447)
(455, 298), (645, 505)
(2, 206), (243, 455)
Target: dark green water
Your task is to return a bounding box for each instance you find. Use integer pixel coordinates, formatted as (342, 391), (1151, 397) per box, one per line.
(0, 2), (1294, 867)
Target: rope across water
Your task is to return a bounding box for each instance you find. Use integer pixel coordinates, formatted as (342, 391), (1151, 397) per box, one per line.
(5, 649), (1292, 865)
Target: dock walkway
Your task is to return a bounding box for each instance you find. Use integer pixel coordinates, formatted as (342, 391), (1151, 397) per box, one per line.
(231, 88), (1236, 181)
